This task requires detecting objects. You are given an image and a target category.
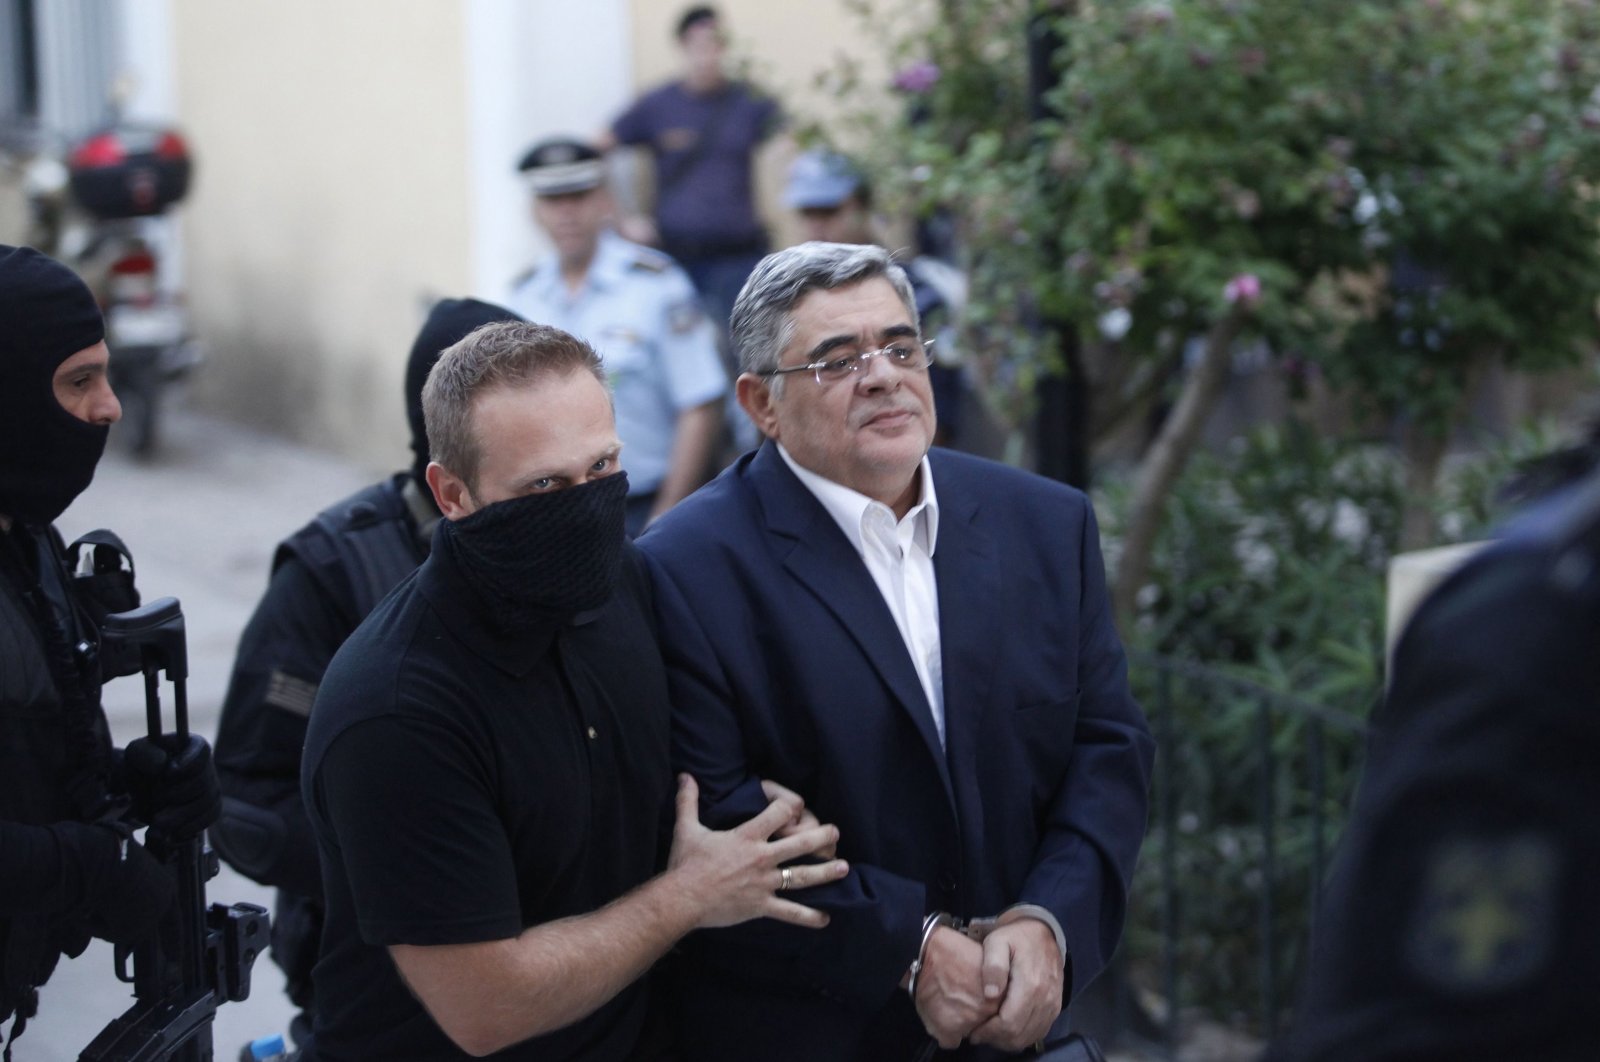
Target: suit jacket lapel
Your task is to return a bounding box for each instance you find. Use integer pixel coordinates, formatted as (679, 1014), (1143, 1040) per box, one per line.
(929, 454), (1000, 807)
(746, 445), (954, 793)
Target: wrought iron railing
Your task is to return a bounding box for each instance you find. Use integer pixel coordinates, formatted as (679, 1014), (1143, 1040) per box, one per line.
(1120, 650), (1373, 1058)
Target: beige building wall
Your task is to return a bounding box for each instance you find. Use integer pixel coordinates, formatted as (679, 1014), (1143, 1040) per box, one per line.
(171, 1), (474, 470)
(156, 0), (900, 467)
(624, 0), (911, 250)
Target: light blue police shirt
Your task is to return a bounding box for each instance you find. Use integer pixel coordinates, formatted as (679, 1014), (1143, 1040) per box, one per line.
(508, 230), (727, 496)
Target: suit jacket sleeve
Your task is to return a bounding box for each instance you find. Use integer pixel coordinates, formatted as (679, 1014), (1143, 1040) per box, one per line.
(646, 552), (929, 1013)
(1015, 499), (1155, 998)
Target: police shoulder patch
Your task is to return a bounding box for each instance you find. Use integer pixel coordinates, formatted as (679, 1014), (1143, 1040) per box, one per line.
(1403, 830), (1562, 996)
(628, 249), (671, 275)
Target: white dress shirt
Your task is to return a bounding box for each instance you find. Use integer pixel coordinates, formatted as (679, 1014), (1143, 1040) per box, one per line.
(776, 445), (1071, 967)
(777, 444), (946, 744)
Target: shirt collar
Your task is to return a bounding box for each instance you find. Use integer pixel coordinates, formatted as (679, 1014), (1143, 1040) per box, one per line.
(582, 230), (631, 291)
(776, 443), (939, 558)
(530, 229), (630, 299)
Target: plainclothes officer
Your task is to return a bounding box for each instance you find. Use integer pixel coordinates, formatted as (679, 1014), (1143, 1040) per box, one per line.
(301, 321), (847, 1059)
(1273, 465), (1600, 1061)
(211, 298), (521, 1057)
(508, 136), (728, 535)
(0, 244), (220, 1056)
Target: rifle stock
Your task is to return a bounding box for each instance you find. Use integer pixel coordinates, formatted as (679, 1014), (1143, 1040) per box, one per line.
(79, 599), (271, 1062)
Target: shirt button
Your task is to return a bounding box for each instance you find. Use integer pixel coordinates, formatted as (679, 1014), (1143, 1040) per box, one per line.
(587, 726), (597, 740)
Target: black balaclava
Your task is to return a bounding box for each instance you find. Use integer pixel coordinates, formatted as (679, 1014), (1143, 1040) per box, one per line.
(406, 298), (523, 492)
(0, 245), (109, 526)
(439, 471), (630, 632)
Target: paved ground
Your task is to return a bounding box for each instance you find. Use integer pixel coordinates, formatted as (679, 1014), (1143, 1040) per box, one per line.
(23, 407), (381, 1060)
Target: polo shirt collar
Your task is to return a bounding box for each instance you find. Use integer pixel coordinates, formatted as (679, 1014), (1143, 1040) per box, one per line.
(776, 443), (939, 558)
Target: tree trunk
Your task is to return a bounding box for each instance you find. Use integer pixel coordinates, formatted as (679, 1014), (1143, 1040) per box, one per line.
(1398, 422), (1448, 551)
(1112, 312), (1245, 633)
(1397, 358), (1485, 551)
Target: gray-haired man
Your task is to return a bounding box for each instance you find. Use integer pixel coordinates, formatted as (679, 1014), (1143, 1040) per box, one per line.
(638, 243), (1153, 1060)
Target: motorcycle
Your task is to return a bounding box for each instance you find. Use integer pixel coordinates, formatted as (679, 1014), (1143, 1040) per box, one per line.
(19, 122), (200, 457)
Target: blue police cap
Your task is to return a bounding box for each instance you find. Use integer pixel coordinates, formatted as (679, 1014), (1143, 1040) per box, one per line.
(784, 150), (865, 210)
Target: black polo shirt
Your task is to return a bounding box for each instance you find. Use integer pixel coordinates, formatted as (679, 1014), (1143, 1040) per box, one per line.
(302, 535), (673, 1060)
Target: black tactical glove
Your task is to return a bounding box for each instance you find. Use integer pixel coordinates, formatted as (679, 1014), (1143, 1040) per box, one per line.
(51, 821), (173, 947)
(125, 733), (222, 843)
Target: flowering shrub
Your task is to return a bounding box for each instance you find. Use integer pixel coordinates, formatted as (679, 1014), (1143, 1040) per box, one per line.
(818, 0), (1600, 569)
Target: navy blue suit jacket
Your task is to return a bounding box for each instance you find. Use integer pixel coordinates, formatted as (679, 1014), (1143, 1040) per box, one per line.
(637, 444), (1154, 1060)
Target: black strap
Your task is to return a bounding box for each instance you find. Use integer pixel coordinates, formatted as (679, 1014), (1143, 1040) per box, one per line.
(6, 528), (112, 819)
(3, 987), (37, 1062)
(322, 510), (419, 616)
(283, 478), (425, 619)
(65, 528), (137, 584)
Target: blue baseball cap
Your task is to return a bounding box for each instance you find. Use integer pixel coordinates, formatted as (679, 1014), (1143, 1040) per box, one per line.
(784, 150), (865, 209)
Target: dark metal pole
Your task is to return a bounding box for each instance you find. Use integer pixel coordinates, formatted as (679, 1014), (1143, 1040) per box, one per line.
(1159, 667), (1179, 1058)
(1307, 718), (1326, 948)
(1258, 697), (1279, 1038)
(17, 0), (40, 117)
(1028, 7), (1090, 489)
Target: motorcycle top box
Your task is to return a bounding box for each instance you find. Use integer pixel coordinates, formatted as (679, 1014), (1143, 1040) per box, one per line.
(68, 125), (193, 219)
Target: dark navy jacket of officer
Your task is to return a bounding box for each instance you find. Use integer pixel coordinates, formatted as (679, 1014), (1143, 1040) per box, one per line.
(1275, 461), (1600, 1061)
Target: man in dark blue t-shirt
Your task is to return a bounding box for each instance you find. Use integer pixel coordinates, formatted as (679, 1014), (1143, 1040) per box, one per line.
(602, 5), (784, 452)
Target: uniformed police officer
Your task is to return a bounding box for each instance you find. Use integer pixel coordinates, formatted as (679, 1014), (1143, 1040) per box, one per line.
(1272, 460), (1600, 1060)
(0, 244), (220, 1055)
(210, 297), (521, 1057)
(508, 137), (729, 535)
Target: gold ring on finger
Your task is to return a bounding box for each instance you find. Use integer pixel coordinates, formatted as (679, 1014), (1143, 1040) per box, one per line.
(779, 866), (793, 892)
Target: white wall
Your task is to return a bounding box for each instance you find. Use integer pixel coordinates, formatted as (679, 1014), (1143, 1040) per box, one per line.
(463, 0), (633, 304)
(112, 0), (185, 292)
(114, 0), (176, 121)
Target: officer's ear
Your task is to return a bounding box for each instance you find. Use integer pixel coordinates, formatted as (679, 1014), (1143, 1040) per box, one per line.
(427, 461), (475, 520)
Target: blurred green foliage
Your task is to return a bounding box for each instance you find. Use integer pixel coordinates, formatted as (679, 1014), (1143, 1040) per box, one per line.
(820, 0), (1600, 442)
(1097, 422), (1394, 1028)
(1099, 414), (1590, 1029)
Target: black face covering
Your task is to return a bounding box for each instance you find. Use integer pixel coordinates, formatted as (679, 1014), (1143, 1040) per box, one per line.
(440, 472), (629, 631)
(0, 246), (109, 526)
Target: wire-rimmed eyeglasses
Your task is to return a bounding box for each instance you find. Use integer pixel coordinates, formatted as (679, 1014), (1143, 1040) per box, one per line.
(761, 339), (935, 386)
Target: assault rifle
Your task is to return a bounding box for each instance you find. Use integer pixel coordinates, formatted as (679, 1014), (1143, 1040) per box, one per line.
(79, 597), (271, 1062)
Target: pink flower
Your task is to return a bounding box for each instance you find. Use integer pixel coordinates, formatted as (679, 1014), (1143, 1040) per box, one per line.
(892, 61), (941, 94)
(1224, 273), (1262, 307)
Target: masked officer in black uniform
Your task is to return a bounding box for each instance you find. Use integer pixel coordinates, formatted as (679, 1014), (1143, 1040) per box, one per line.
(210, 298), (522, 1055)
(1273, 453), (1600, 1060)
(0, 244), (220, 1057)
